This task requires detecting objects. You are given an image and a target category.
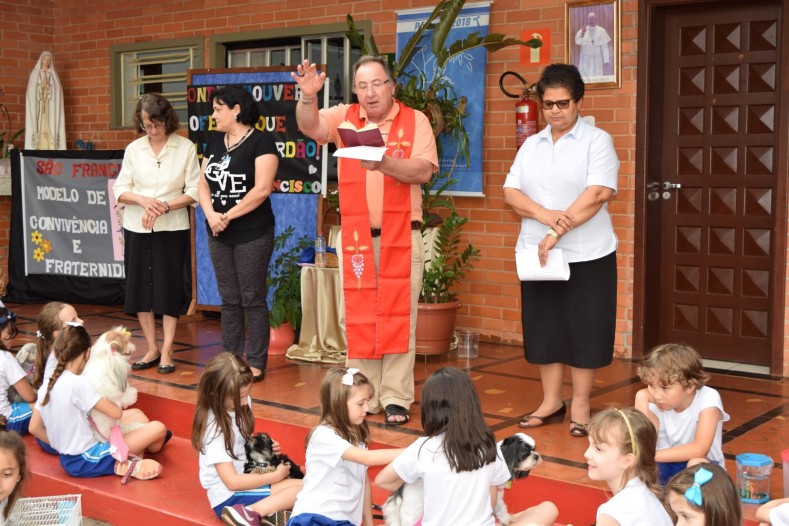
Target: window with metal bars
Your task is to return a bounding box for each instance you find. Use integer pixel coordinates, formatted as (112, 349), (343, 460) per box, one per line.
(111, 39), (202, 128)
(219, 33), (362, 182)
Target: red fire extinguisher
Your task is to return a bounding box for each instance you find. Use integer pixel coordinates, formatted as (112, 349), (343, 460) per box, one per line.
(499, 71), (538, 149)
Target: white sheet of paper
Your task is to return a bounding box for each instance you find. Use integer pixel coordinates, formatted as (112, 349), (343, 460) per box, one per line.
(332, 146), (387, 161)
(515, 245), (571, 281)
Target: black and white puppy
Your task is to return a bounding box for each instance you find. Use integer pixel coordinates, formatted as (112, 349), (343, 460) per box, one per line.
(382, 433), (541, 526)
(243, 432), (305, 479)
(494, 433), (542, 524)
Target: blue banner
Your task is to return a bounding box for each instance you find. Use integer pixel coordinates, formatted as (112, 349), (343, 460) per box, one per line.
(396, 2), (490, 195)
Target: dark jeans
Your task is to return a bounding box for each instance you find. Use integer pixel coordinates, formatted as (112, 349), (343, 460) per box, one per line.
(207, 231), (274, 371)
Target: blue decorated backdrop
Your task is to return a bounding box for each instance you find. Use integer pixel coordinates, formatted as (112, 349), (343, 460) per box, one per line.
(194, 194), (317, 308)
(189, 67), (322, 308)
(396, 2), (490, 196)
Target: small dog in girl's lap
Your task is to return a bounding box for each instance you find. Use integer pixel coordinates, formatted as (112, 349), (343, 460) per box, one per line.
(244, 432), (304, 479)
(382, 433), (542, 526)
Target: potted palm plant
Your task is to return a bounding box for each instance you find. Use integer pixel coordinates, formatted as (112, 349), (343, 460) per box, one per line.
(346, 0), (537, 353)
(347, 0), (542, 166)
(267, 226), (311, 353)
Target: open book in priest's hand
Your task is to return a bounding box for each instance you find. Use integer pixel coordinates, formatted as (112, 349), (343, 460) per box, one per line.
(333, 121), (387, 161)
(336, 121), (385, 147)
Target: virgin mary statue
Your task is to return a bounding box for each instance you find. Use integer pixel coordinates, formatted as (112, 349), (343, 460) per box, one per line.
(25, 51), (66, 150)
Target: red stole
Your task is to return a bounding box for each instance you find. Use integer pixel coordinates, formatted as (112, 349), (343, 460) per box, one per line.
(339, 102), (415, 359)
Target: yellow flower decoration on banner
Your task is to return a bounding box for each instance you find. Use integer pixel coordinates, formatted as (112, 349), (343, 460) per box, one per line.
(40, 239), (52, 253)
(31, 230), (43, 245)
(33, 248), (45, 262)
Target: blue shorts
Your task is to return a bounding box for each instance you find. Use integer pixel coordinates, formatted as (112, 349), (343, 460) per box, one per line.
(658, 461), (687, 485)
(659, 459), (722, 486)
(6, 402), (31, 435)
(212, 485), (272, 518)
(287, 514), (354, 526)
(36, 438), (59, 455)
(59, 442), (116, 478)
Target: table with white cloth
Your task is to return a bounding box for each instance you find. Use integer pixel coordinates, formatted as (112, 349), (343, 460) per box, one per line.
(285, 265), (347, 363)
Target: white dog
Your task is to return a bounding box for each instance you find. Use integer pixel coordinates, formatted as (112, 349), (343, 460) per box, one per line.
(81, 326), (138, 442)
(382, 433), (542, 526)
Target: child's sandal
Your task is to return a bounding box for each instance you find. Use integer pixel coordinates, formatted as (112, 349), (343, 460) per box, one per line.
(114, 457), (162, 482)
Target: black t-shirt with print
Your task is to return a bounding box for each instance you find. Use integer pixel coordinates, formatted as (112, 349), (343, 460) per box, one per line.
(203, 129), (276, 245)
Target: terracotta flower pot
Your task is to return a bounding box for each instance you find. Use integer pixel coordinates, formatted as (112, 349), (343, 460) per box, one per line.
(414, 300), (460, 355)
(269, 322), (295, 355)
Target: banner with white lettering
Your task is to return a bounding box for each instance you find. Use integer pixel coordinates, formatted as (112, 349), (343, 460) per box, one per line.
(187, 67), (325, 195)
(396, 2), (490, 195)
(7, 149), (127, 305)
(21, 154), (124, 277)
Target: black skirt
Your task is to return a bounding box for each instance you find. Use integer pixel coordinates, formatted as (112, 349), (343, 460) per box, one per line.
(520, 251), (616, 369)
(123, 229), (189, 318)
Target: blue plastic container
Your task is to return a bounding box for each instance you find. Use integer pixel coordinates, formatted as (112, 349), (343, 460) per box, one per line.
(736, 452), (772, 503)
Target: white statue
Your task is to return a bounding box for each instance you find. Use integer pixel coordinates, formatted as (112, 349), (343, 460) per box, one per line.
(25, 51), (66, 149)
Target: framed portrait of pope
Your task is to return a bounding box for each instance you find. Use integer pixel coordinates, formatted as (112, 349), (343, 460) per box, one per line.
(565, 0), (621, 88)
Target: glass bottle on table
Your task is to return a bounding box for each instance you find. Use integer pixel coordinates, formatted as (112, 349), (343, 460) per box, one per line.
(314, 234), (326, 267)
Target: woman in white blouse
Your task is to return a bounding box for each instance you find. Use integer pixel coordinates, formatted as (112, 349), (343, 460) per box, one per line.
(113, 94), (200, 374)
(503, 64), (620, 437)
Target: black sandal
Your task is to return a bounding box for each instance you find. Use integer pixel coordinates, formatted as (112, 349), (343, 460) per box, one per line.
(569, 421), (589, 437)
(518, 402), (567, 428)
(384, 404), (410, 426)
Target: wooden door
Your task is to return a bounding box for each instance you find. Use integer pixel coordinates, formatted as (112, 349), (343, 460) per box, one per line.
(639, 0), (784, 365)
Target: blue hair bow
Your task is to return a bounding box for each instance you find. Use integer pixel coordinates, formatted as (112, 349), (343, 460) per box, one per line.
(684, 467), (713, 506)
(0, 311), (15, 325)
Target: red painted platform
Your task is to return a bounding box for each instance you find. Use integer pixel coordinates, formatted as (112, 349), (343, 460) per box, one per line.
(27, 392), (757, 526)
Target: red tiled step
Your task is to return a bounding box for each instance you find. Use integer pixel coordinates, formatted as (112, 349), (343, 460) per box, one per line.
(25, 432), (214, 526)
(24, 393), (222, 526)
(28, 393), (757, 526)
(23, 392), (324, 526)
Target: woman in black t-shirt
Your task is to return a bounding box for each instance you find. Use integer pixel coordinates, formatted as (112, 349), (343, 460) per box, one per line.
(198, 86), (277, 381)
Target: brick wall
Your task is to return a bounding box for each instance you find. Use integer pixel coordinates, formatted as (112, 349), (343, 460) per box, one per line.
(0, 0), (786, 375)
(0, 0), (55, 280)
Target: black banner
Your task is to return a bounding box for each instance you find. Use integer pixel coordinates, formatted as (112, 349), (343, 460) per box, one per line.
(187, 67), (325, 195)
(7, 149), (127, 304)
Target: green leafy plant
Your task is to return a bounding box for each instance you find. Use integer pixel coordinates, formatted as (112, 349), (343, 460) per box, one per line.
(322, 185), (340, 223)
(420, 211), (480, 303)
(347, 0), (541, 165)
(267, 227), (312, 330)
(0, 97), (24, 159)
(421, 170), (456, 229)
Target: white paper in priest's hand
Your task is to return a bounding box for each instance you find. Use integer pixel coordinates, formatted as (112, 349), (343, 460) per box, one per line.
(515, 244), (571, 281)
(332, 145), (387, 161)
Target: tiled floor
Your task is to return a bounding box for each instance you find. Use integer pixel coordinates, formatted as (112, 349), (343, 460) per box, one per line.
(12, 302), (788, 521)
